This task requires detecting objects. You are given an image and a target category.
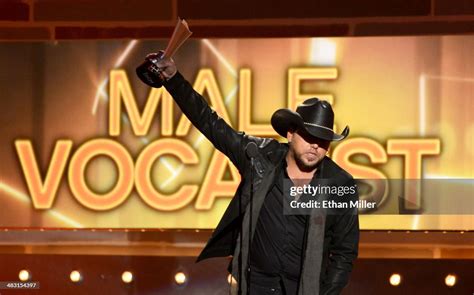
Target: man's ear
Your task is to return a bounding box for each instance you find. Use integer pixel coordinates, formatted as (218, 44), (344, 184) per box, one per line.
(286, 130), (294, 143)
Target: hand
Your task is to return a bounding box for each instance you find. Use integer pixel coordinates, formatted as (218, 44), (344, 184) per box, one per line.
(146, 50), (177, 80)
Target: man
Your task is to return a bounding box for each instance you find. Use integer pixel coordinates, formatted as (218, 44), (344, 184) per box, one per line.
(150, 56), (359, 295)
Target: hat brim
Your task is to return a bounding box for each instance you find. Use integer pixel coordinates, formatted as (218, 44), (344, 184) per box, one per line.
(271, 109), (349, 141)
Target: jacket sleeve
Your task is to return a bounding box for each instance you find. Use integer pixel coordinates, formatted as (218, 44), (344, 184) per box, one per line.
(164, 71), (248, 172)
(321, 177), (360, 295)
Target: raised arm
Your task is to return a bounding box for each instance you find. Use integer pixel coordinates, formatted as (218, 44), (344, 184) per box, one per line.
(156, 56), (248, 172)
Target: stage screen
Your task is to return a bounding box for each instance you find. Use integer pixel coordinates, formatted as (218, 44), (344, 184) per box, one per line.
(0, 36), (473, 230)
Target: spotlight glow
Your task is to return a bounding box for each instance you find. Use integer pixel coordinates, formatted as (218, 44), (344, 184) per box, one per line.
(122, 271), (133, 284)
(310, 38), (337, 66)
(174, 272), (187, 285)
(19, 270), (31, 282)
(70, 270), (82, 283)
(445, 274), (457, 287)
(389, 273), (402, 286)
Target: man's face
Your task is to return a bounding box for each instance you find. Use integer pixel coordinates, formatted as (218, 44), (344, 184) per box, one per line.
(287, 129), (330, 171)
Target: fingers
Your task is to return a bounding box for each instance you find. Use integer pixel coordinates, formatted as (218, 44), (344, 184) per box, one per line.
(158, 72), (166, 81)
(145, 50), (177, 80)
(155, 58), (172, 68)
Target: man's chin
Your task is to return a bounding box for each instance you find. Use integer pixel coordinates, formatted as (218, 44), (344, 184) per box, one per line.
(296, 158), (320, 172)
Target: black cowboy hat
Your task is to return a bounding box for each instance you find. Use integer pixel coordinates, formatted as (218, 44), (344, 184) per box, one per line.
(271, 97), (349, 141)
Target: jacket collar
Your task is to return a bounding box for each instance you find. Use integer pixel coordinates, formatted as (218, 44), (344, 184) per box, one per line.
(266, 142), (289, 164)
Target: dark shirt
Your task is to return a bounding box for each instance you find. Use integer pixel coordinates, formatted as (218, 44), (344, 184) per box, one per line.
(250, 160), (320, 281)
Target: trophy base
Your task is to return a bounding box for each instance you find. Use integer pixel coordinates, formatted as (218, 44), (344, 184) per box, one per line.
(136, 59), (164, 88)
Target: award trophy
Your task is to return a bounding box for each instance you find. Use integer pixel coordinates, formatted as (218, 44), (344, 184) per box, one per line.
(136, 18), (192, 88)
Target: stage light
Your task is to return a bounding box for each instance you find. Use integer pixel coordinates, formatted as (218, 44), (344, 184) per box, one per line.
(19, 270), (31, 282)
(445, 274), (457, 287)
(310, 38), (336, 66)
(70, 270), (83, 283)
(175, 272), (187, 285)
(389, 273), (402, 286)
(122, 271), (133, 284)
